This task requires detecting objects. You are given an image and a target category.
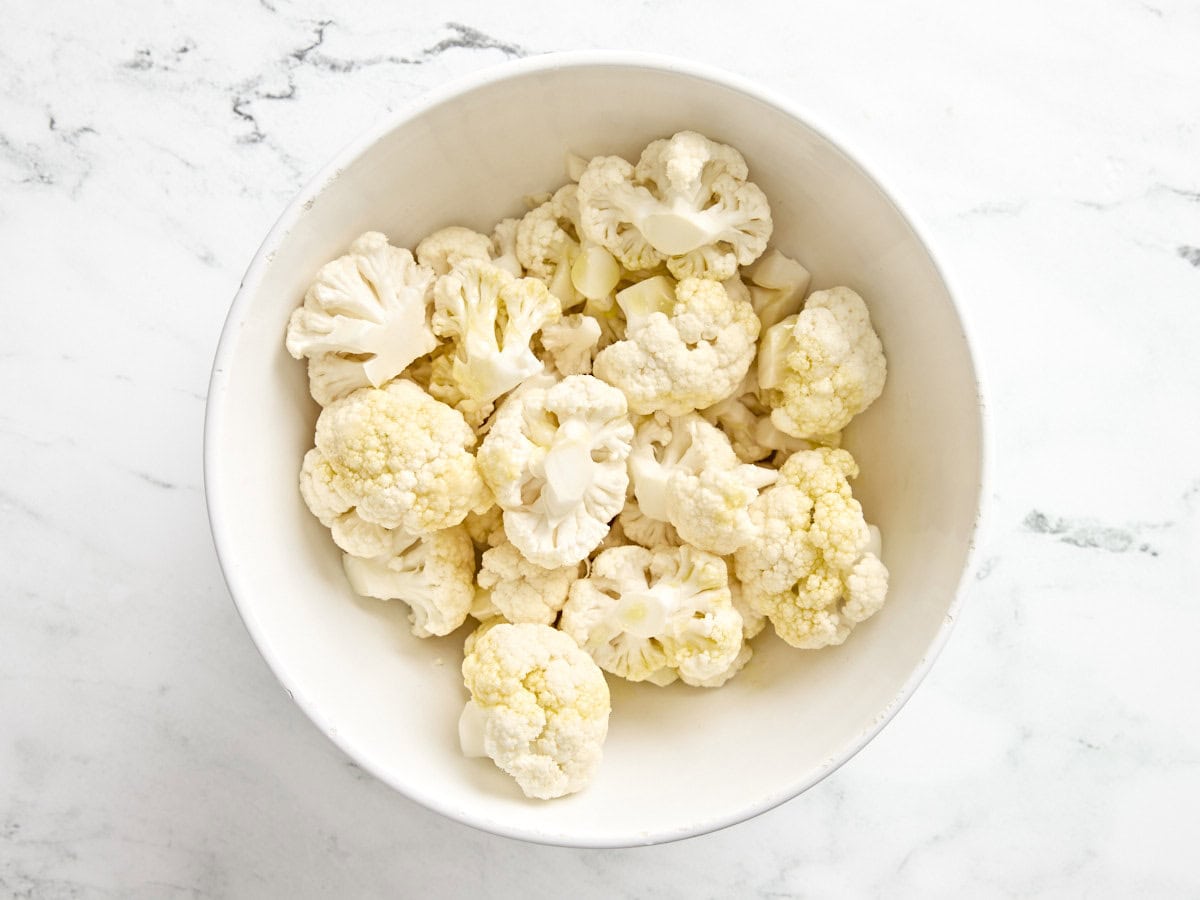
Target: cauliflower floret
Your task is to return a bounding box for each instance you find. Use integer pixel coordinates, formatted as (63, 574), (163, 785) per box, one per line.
(286, 232), (438, 406)
(341, 525), (474, 637)
(476, 540), (582, 625)
(577, 131), (772, 281)
(517, 185), (621, 309)
(616, 501), (681, 549)
(743, 248), (812, 332)
(460, 622), (610, 799)
(478, 375), (632, 568)
(431, 259), (562, 426)
(701, 365), (823, 464)
(312, 380), (489, 534)
(734, 448), (889, 649)
(540, 313), (603, 376)
(726, 569), (767, 640)
(463, 505), (506, 552)
(415, 226), (494, 275)
(487, 218), (522, 277)
(593, 275), (760, 416)
(628, 413), (776, 556)
(560, 545), (744, 687)
(758, 287), (887, 439)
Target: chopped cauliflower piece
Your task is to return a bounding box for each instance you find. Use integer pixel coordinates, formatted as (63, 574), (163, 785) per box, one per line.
(463, 505), (506, 552)
(342, 524), (474, 637)
(476, 540), (582, 625)
(540, 313), (603, 376)
(431, 259), (562, 426)
(593, 275), (760, 416)
(758, 287), (886, 439)
(460, 622), (610, 799)
(701, 366), (821, 464)
(478, 375), (633, 567)
(286, 232), (437, 406)
(734, 447), (889, 649)
(743, 248), (812, 332)
(517, 185), (621, 309)
(577, 131), (772, 280)
(415, 226), (494, 275)
(561, 545), (744, 687)
(489, 218), (525, 277)
(628, 413), (776, 555)
(616, 501), (681, 549)
(311, 380), (489, 534)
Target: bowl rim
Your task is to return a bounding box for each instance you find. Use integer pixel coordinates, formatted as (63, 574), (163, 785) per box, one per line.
(203, 49), (993, 848)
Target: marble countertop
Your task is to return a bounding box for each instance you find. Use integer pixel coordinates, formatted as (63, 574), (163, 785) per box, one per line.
(3, 0), (1198, 895)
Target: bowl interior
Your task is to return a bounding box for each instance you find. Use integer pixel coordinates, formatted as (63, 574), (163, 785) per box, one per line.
(206, 58), (983, 846)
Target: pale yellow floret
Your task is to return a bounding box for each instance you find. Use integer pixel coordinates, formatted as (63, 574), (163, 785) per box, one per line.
(461, 622), (610, 800)
(757, 287), (886, 439)
(313, 380), (489, 534)
(734, 448), (889, 649)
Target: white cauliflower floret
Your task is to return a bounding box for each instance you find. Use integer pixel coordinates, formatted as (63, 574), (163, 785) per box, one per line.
(415, 226), (494, 275)
(560, 545), (744, 687)
(478, 375), (632, 568)
(342, 525), (474, 637)
(431, 259), (562, 426)
(758, 287), (887, 439)
(311, 380), (489, 534)
(628, 413), (776, 556)
(734, 448), (889, 649)
(476, 540), (582, 625)
(540, 313), (603, 376)
(726, 570), (767, 640)
(460, 622), (610, 800)
(286, 232), (437, 406)
(593, 275), (760, 416)
(577, 131), (772, 281)
(463, 505), (506, 552)
(517, 185), (621, 309)
(490, 217), (525, 277)
(743, 248), (812, 332)
(616, 501), (680, 549)
(700, 365), (822, 464)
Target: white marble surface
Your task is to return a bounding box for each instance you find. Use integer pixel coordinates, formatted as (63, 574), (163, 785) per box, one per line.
(2, 0), (1198, 895)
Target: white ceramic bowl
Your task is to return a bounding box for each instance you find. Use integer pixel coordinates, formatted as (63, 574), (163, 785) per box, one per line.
(205, 52), (987, 847)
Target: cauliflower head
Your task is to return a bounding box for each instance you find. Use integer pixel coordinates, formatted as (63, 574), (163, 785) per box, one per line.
(460, 622), (610, 800)
(577, 132), (772, 280)
(313, 380), (489, 534)
(341, 525), (474, 637)
(478, 375), (633, 568)
(431, 259), (562, 425)
(734, 447), (889, 649)
(415, 226), (494, 275)
(560, 545), (744, 687)
(758, 287), (887, 439)
(628, 413), (776, 555)
(593, 275), (760, 416)
(476, 540), (582, 625)
(286, 232), (438, 406)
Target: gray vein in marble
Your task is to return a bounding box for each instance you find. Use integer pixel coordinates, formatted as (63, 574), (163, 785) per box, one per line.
(132, 471), (178, 491)
(1023, 509), (1160, 555)
(958, 200), (1027, 218)
(291, 20), (529, 76)
(1177, 245), (1200, 267)
(0, 112), (98, 197)
(122, 39), (196, 72)
(1162, 185), (1200, 203)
